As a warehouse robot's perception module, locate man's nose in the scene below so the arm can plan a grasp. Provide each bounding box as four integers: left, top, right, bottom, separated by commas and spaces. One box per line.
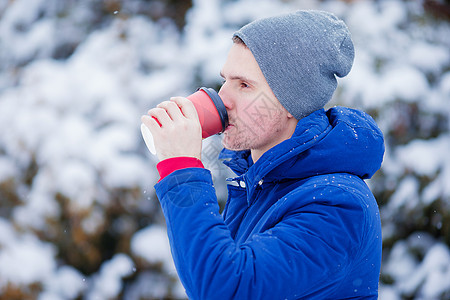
218, 85, 234, 110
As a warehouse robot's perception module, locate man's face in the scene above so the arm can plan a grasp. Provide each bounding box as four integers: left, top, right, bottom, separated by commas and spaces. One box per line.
219, 43, 296, 156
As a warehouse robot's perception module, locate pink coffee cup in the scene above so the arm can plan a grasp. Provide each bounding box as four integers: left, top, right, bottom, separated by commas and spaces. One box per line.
141, 87, 228, 155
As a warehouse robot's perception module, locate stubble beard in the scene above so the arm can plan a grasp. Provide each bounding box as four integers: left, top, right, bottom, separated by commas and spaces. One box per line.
222, 112, 284, 152
222, 123, 252, 151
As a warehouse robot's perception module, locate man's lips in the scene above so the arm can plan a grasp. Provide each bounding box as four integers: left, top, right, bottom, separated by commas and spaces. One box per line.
223, 123, 234, 133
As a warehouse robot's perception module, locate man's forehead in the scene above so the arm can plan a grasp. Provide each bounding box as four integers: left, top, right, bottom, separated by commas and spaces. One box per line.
220, 45, 262, 84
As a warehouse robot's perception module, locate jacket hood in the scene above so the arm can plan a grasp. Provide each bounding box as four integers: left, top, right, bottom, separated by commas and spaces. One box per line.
219, 107, 384, 187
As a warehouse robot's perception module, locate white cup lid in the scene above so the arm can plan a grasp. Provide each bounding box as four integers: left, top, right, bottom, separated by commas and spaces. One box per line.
141, 123, 156, 155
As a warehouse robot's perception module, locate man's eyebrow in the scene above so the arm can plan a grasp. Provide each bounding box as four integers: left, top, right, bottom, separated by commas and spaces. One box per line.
220, 71, 257, 85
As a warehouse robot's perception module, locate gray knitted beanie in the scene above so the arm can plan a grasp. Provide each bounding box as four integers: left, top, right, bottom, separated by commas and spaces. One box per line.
234, 10, 354, 120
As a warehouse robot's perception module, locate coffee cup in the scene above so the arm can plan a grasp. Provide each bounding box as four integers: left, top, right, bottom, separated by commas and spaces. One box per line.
141, 87, 228, 155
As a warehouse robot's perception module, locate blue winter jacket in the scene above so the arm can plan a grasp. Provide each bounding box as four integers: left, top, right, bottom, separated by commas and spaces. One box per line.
154, 107, 385, 299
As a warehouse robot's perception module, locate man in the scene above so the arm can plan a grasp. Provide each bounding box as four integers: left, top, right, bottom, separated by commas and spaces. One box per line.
142, 10, 384, 299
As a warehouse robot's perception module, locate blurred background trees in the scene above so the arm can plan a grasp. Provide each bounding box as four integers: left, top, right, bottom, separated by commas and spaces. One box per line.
0, 0, 449, 299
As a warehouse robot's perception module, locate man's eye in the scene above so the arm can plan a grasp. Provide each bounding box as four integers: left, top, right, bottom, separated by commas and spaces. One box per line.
240, 82, 249, 88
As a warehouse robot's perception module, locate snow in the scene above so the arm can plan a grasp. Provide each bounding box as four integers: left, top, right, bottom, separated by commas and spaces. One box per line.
0, 156, 17, 181
380, 65, 429, 103
394, 135, 450, 205
383, 235, 450, 299
0, 0, 449, 298
386, 176, 419, 211
441, 72, 450, 95
0, 0, 53, 64
396, 136, 448, 177
383, 240, 419, 286
87, 253, 135, 299
41, 266, 86, 299
0, 219, 56, 286
416, 243, 450, 298
131, 225, 175, 273
379, 285, 400, 300
408, 42, 450, 74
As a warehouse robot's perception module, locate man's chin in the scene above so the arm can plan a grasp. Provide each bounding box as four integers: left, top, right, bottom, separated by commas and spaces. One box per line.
221, 136, 236, 150
221, 137, 248, 152
221, 139, 234, 150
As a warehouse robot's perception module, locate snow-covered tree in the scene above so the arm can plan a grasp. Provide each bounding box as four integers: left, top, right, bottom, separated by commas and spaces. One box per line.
0, 0, 449, 298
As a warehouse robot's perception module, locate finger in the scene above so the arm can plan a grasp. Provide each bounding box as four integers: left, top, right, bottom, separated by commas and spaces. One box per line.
171, 97, 199, 121
156, 101, 185, 122
141, 115, 160, 130
147, 107, 171, 126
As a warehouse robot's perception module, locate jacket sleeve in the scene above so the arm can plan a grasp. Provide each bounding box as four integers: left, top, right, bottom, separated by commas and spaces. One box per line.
154, 168, 370, 299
